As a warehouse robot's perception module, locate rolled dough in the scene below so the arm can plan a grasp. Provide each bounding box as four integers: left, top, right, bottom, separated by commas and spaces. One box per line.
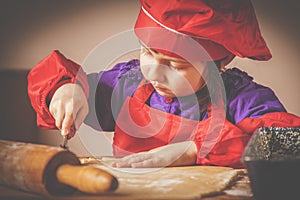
79, 157, 241, 199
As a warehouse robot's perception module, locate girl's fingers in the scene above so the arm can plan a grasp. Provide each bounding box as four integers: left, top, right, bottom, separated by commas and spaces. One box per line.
61, 106, 74, 137
49, 83, 88, 139
61, 102, 87, 139
125, 153, 152, 163
131, 159, 157, 168
67, 125, 76, 139
74, 104, 89, 131
50, 101, 64, 130
54, 110, 64, 130
112, 153, 154, 168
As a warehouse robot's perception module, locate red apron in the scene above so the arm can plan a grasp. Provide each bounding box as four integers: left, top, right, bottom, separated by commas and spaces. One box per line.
113, 80, 218, 156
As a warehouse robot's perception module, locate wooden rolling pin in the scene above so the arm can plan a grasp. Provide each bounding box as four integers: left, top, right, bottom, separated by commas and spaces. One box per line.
0, 139, 118, 196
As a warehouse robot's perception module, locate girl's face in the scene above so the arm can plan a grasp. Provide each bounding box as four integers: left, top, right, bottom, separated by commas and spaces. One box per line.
140, 45, 206, 98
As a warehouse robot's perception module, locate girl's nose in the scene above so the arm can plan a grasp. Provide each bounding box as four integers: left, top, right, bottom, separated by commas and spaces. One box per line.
146, 59, 168, 82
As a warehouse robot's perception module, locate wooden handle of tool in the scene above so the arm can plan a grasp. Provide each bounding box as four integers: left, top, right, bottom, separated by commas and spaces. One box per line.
56, 164, 118, 194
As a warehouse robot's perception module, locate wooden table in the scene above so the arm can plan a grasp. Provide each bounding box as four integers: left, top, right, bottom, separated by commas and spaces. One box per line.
0, 164, 253, 200
0, 184, 253, 200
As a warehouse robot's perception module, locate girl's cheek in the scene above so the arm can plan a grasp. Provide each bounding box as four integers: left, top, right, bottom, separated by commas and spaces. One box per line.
140, 65, 153, 81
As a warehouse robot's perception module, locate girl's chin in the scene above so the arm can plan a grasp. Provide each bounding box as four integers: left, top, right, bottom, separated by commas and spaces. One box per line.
156, 90, 176, 98
154, 86, 194, 98
156, 88, 195, 98
155, 89, 176, 98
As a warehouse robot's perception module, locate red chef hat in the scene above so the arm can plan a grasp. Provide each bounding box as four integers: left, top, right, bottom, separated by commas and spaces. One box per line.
134, 0, 272, 63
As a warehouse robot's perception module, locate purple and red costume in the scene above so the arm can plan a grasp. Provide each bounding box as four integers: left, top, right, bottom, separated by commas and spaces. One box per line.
27, 0, 300, 168
27, 51, 300, 168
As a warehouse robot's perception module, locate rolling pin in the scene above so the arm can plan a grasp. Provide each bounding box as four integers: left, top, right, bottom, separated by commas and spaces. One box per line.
0, 139, 118, 196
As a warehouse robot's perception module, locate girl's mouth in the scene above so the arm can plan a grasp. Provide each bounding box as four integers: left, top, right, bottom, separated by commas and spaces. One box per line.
152, 83, 168, 91
155, 86, 167, 91
150, 81, 175, 97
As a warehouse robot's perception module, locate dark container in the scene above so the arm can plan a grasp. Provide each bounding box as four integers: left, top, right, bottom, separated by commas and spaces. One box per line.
242, 127, 300, 200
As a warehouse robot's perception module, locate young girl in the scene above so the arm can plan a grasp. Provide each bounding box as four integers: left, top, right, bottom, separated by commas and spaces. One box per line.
28, 0, 300, 168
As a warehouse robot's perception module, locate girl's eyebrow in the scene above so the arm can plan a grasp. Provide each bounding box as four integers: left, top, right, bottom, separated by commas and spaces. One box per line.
139, 40, 188, 63
139, 40, 159, 54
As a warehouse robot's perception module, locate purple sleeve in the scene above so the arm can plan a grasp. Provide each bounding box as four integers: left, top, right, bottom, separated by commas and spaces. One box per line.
223, 68, 286, 124
84, 59, 142, 131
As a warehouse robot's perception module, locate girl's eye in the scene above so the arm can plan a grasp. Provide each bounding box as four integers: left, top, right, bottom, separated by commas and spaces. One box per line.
170, 62, 188, 70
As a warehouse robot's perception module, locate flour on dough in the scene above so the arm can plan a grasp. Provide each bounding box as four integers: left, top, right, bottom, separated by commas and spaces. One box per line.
81, 157, 240, 200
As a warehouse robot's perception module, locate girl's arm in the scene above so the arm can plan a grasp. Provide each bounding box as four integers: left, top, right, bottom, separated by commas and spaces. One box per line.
28, 50, 141, 135
27, 50, 89, 130
112, 112, 300, 169
112, 141, 197, 168
195, 112, 300, 168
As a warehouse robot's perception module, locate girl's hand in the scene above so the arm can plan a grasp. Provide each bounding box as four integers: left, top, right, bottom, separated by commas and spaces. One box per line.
112, 141, 197, 168
49, 83, 89, 139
